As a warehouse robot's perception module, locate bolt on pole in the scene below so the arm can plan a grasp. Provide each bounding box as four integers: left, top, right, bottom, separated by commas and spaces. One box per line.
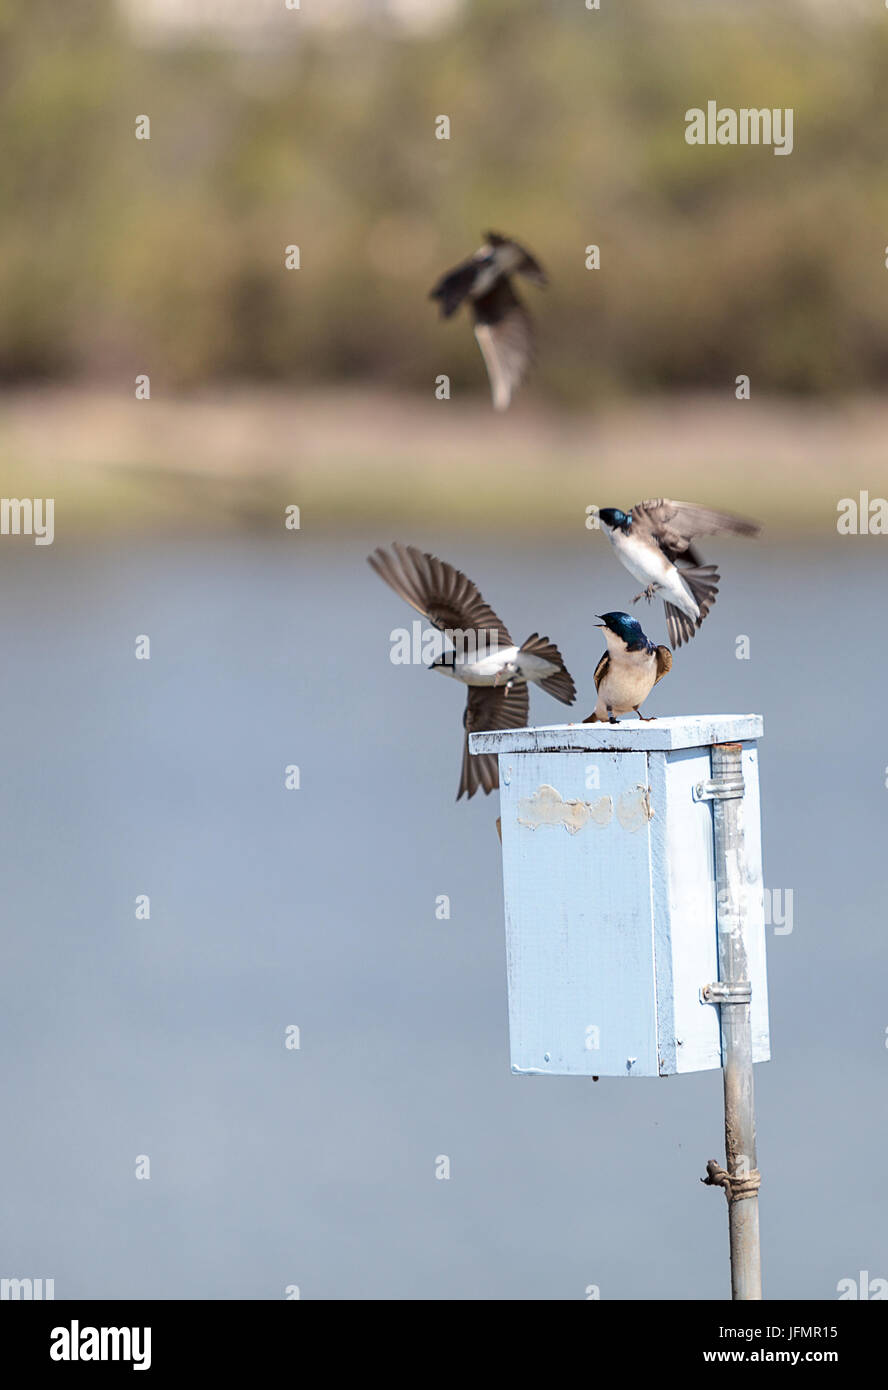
708, 741, 763, 1301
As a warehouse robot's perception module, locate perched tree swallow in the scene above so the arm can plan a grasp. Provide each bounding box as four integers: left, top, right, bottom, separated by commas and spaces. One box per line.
429, 232, 546, 411
368, 543, 575, 799
596, 498, 761, 648
583, 612, 672, 724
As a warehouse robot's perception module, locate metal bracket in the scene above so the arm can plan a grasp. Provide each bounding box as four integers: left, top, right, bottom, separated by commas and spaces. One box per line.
692, 776, 745, 802
700, 980, 752, 1005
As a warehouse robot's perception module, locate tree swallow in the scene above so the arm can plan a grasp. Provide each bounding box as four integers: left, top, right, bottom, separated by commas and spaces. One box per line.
429, 232, 546, 411
368, 543, 575, 799
583, 612, 672, 724
596, 498, 761, 648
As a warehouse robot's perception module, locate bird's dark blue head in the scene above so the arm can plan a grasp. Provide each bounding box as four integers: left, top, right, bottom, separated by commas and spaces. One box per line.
596, 612, 651, 651
598, 508, 631, 531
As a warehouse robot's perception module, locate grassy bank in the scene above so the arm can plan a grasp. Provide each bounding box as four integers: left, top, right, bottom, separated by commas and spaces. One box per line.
1, 386, 884, 537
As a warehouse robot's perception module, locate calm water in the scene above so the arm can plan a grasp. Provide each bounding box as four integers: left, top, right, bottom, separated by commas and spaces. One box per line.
1, 531, 885, 1299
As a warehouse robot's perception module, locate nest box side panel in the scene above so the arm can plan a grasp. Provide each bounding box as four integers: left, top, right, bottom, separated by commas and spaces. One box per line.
663, 746, 722, 1075
497, 749, 659, 1077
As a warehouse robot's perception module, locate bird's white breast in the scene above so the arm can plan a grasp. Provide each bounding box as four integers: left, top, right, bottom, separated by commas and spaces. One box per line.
597, 645, 659, 712
609, 529, 698, 617
608, 528, 672, 586
451, 644, 520, 685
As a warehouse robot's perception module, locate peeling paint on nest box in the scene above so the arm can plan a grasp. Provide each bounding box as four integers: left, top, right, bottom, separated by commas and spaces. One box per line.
468, 715, 770, 1078
616, 784, 654, 832
517, 783, 612, 834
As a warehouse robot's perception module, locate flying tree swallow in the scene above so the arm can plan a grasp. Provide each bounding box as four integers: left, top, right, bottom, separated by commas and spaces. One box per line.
368, 543, 575, 799
429, 232, 547, 411
583, 612, 672, 724
596, 498, 761, 648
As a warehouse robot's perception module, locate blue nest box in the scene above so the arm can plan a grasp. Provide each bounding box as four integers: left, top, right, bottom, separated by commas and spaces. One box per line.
468, 714, 770, 1078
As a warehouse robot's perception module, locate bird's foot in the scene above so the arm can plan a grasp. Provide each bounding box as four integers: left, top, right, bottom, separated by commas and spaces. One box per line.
607, 713, 619, 725
631, 586, 657, 605
634, 709, 656, 722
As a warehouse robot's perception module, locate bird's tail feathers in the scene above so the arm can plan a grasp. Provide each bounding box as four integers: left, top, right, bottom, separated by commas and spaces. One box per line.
664, 603, 695, 649
519, 633, 577, 705
666, 565, 719, 648
539, 669, 577, 705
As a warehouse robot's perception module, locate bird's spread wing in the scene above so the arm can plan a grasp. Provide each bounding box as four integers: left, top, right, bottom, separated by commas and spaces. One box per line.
459, 682, 529, 800
630, 499, 761, 564
654, 645, 673, 684
472, 279, 534, 411
429, 261, 477, 318
367, 544, 513, 647
593, 651, 610, 692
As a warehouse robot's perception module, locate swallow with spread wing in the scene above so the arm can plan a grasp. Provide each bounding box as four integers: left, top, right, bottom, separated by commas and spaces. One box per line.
583, 612, 672, 725
429, 232, 546, 411
597, 499, 761, 648
368, 544, 575, 798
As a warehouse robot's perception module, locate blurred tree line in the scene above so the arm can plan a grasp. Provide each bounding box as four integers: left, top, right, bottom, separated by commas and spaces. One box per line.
2, 0, 888, 403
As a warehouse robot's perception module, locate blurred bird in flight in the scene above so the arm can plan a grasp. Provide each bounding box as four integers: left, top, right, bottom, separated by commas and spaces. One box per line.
429, 232, 546, 411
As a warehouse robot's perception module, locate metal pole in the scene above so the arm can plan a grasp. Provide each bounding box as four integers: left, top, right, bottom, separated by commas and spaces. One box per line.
704, 741, 762, 1300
